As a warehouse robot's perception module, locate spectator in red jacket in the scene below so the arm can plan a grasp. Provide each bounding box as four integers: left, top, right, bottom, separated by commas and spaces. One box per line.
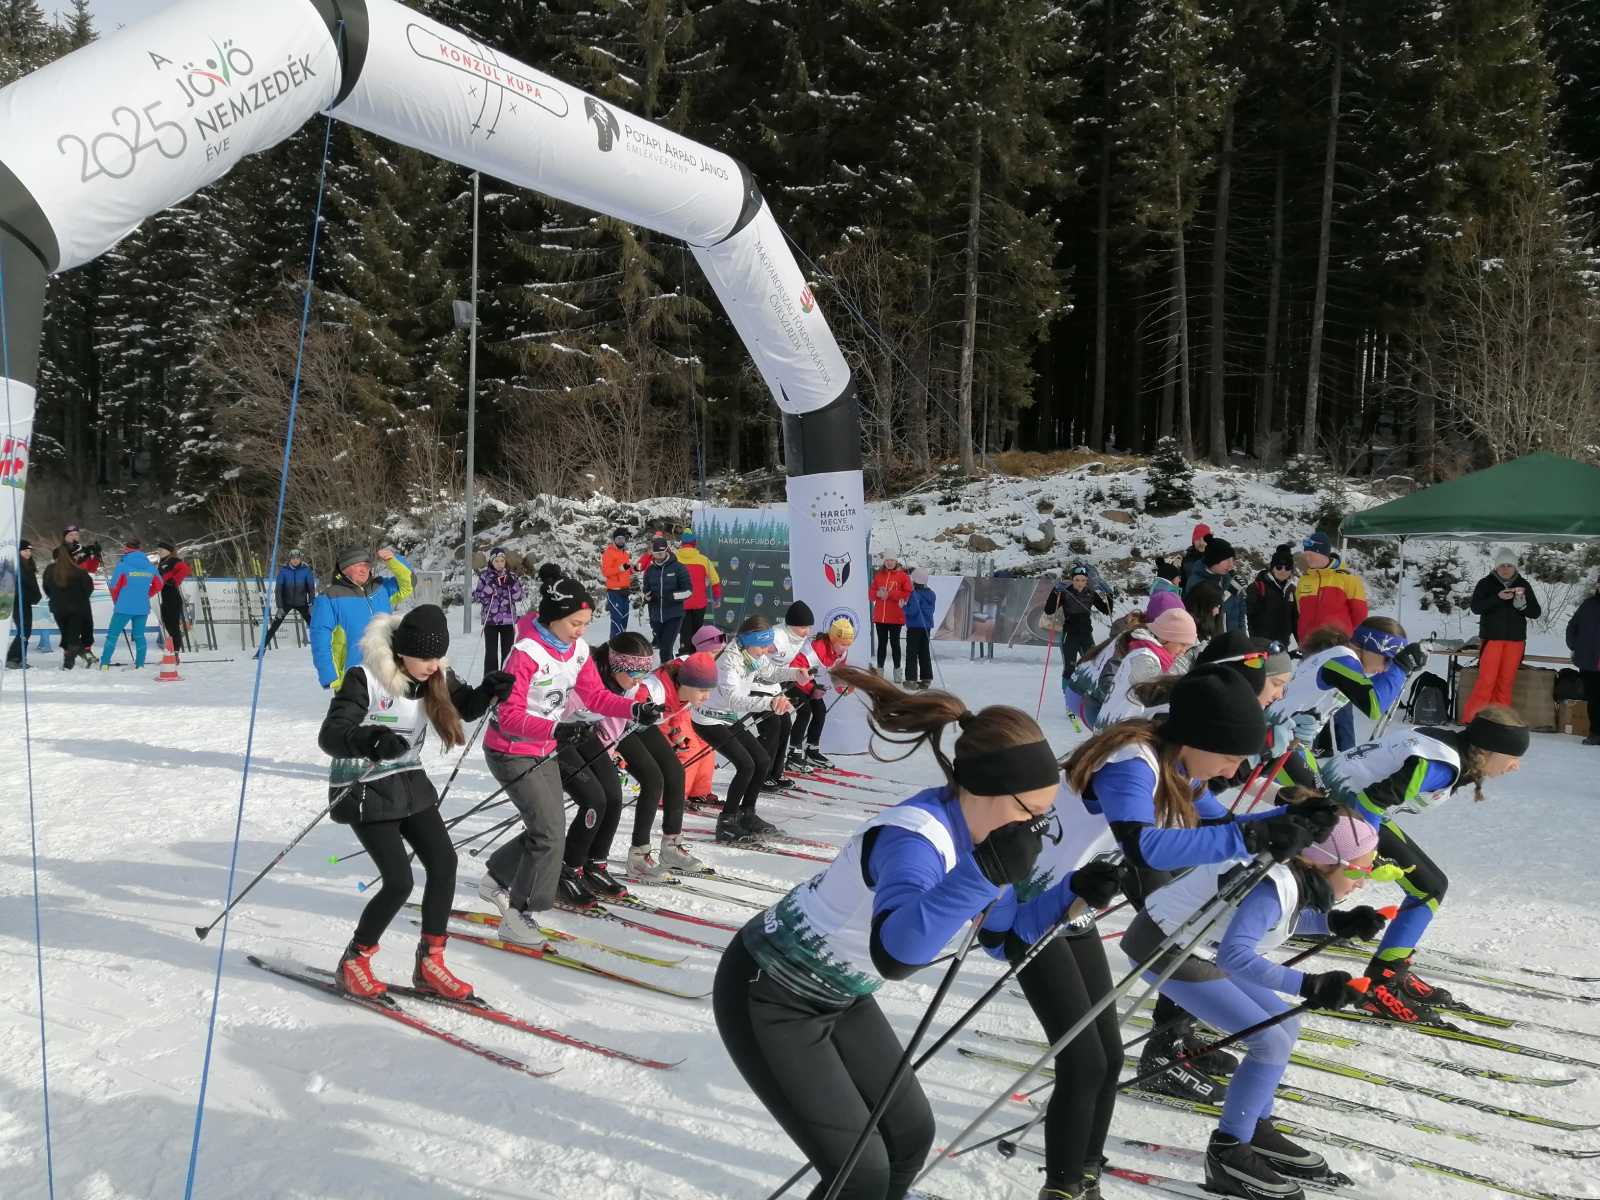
155, 539, 192, 659
673, 530, 723, 654
1295, 532, 1368, 645
869, 553, 912, 681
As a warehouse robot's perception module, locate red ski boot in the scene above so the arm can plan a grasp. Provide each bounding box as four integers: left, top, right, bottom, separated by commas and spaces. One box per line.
413, 934, 474, 1000
337, 939, 388, 998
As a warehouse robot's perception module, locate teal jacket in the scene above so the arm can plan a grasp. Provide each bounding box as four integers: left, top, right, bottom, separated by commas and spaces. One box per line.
309, 556, 414, 688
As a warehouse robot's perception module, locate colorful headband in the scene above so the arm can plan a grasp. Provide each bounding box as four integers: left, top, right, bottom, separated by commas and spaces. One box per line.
1352, 626, 1406, 659
610, 650, 655, 674
738, 627, 777, 649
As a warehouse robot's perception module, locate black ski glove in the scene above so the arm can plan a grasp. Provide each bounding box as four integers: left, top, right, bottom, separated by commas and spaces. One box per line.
1299, 969, 1357, 1010
631, 700, 664, 725
1068, 859, 1123, 909
478, 670, 515, 703
1240, 811, 1320, 863
351, 725, 410, 763
1294, 799, 1342, 839
973, 815, 1048, 888
1394, 642, 1428, 674
1327, 905, 1388, 941
554, 722, 586, 745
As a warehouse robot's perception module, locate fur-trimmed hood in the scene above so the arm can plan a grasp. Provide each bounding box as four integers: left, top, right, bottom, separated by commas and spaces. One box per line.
360, 611, 450, 698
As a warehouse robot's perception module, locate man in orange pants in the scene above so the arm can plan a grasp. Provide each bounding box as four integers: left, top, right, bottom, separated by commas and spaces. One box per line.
1463, 547, 1541, 722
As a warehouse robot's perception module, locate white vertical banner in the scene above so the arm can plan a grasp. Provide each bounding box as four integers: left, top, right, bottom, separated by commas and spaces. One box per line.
0, 382, 35, 626
784, 469, 870, 753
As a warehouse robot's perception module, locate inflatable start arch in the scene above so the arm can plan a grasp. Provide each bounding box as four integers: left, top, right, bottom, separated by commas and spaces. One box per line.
0, 0, 870, 733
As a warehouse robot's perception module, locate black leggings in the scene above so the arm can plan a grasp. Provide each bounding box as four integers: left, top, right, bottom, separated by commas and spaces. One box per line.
905, 628, 932, 682
561, 729, 624, 868
693, 719, 771, 812
1011, 931, 1122, 1192
483, 623, 515, 677
874, 623, 901, 669
350, 805, 456, 945
791, 692, 828, 748
619, 725, 686, 846
714, 929, 935, 1200
760, 711, 793, 779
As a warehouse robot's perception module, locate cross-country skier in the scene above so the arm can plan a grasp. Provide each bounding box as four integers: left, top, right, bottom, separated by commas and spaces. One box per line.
591, 632, 710, 879
713, 667, 1063, 1200
478, 576, 661, 942
1095, 608, 1198, 727
1318, 705, 1529, 1023
694, 615, 794, 843
789, 616, 857, 768
982, 670, 1340, 1199
1265, 617, 1426, 768
318, 604, 513, 998
1130, 811, 1388, 1199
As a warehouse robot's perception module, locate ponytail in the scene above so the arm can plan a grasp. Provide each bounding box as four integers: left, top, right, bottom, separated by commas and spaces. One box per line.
420, 671, 466, 750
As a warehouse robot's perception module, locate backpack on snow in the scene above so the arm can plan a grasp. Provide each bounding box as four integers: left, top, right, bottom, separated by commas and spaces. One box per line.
1404, 670, 1450, 726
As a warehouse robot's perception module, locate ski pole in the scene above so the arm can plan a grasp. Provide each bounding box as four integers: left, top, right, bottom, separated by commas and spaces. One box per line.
193, 766, 382, 939
1230, 741, 1293, 814
437, 712, 490, 808
918, 853, 1275, 1184
1240, 743, 1297, 815
1118, 980, 1372, 1095
766, 903, 997, 1200
1034, 636, 1053, 721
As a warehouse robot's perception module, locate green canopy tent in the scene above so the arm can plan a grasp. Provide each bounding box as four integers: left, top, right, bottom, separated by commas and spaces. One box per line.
1342, 452, 1600, 542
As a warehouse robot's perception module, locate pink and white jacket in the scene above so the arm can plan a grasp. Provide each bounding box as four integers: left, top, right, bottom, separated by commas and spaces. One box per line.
485, 614, 635, 758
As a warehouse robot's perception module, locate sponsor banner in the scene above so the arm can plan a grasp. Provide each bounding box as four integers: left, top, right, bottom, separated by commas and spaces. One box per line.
784, 470, 870, 752
0, 380, 34, 625
332, 0, 744, 248
689, 503, 790, 633
692, 202, 850, 416
0, 0, 339, 271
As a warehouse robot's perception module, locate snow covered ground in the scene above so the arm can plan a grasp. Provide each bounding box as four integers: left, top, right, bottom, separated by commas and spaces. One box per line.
2, 640, 1598, 1200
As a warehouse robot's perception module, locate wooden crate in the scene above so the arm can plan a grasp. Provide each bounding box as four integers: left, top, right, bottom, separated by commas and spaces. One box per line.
1453, 665, 1557, 730
1556, 700, 1592, 738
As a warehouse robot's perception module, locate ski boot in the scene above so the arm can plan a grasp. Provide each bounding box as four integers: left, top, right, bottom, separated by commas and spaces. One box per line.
627, 844, 668, 880
1204, 1131, 1303, 1199
1362, 961, 1446, 1024
558, 863, 599, 907
804, 747, 833, 769
786, 749, 812, 773
1384, 957, 1459, 1010
413, 934, 474, 1000
584, 860, 629, 899
477, 872, 512, 917
336, 939, 388, 998
714, 810, 746, 843
1181, 1025, 1240, 1077
892, 666, 903, 684
1134, 1019, 1226, 1104
1249, 1121, 1342, 1183
497, 905, 548, 948
741, 810, 783, 837
62, 651, 75, 670
685, 792, 722, 814
763, 774, 797, 792
659, 833, 706, 874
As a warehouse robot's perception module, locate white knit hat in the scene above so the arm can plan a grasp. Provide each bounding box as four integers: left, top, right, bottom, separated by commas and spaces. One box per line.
1492, 545, 1518, 568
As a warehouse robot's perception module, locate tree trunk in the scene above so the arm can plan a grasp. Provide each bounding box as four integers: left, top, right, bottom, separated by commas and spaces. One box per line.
1257, 138, 1286, 462
956, 126, 982, 475
909, 243, 933, 469
1126, 297, 1143, 451
1174, 215, 1194, 458
1303, 0, 1344, 454
1206, 103, 1234, 463
1090, 0, 1116, 452
1159, 265, 1178, 440
873, 348, 894, 484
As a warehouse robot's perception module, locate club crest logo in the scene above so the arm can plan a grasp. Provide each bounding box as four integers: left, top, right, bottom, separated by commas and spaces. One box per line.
799, 286, 816, 314
822, 552, 851, 589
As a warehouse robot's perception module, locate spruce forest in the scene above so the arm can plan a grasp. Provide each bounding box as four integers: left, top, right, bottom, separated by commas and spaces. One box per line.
4, 0, 1598, 538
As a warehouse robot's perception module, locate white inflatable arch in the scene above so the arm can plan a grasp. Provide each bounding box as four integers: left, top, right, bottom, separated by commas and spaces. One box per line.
0, 0, 870, 710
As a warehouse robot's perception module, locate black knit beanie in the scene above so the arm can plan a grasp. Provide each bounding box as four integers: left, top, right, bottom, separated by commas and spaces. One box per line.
336, 544, 371, 573
537, 561, 562, 587
393, 604, 450, 660
1270, 543, 1295, 571
539, 576, 594, 624
1196, 631, 1267, 696
1202, 537, 1236, 567
786, 600, 814, 627
1160, 667, 1267, 756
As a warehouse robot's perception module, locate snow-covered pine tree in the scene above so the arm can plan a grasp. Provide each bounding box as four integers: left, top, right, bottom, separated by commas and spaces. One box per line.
1144, 434, 1195, 514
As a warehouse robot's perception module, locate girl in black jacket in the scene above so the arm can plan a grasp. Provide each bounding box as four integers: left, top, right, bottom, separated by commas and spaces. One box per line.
41, 546, 95, 668
318, 603, 513, 998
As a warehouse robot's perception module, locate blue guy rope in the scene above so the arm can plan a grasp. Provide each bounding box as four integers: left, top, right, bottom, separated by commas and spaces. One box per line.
182, 39, 342, 1196
1, 224, 57, 1200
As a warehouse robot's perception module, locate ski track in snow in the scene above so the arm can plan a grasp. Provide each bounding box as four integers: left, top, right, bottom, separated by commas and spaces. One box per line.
2, 646, 1598, 1199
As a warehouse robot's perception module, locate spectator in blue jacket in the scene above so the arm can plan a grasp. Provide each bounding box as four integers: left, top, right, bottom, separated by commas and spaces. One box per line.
1187, 536, 1249, 634
641, 537, 692, 662
309, 545, 414, 689
903, 566, 937, 689
259, 548, 318, 656
100, 538, 162, 669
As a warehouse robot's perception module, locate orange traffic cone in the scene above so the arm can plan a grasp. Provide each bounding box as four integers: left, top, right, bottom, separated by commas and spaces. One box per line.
156, 635, 183, 683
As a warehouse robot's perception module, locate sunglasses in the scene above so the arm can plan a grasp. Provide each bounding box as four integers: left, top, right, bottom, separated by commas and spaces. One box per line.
1339, 861, 1414, 882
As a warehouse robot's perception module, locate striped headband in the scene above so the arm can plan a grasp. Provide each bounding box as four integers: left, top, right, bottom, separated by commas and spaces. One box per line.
611, 650, 656, 673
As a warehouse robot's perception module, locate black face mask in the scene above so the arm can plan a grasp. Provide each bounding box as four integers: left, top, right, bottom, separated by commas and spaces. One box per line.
973, 811, 1054, 888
